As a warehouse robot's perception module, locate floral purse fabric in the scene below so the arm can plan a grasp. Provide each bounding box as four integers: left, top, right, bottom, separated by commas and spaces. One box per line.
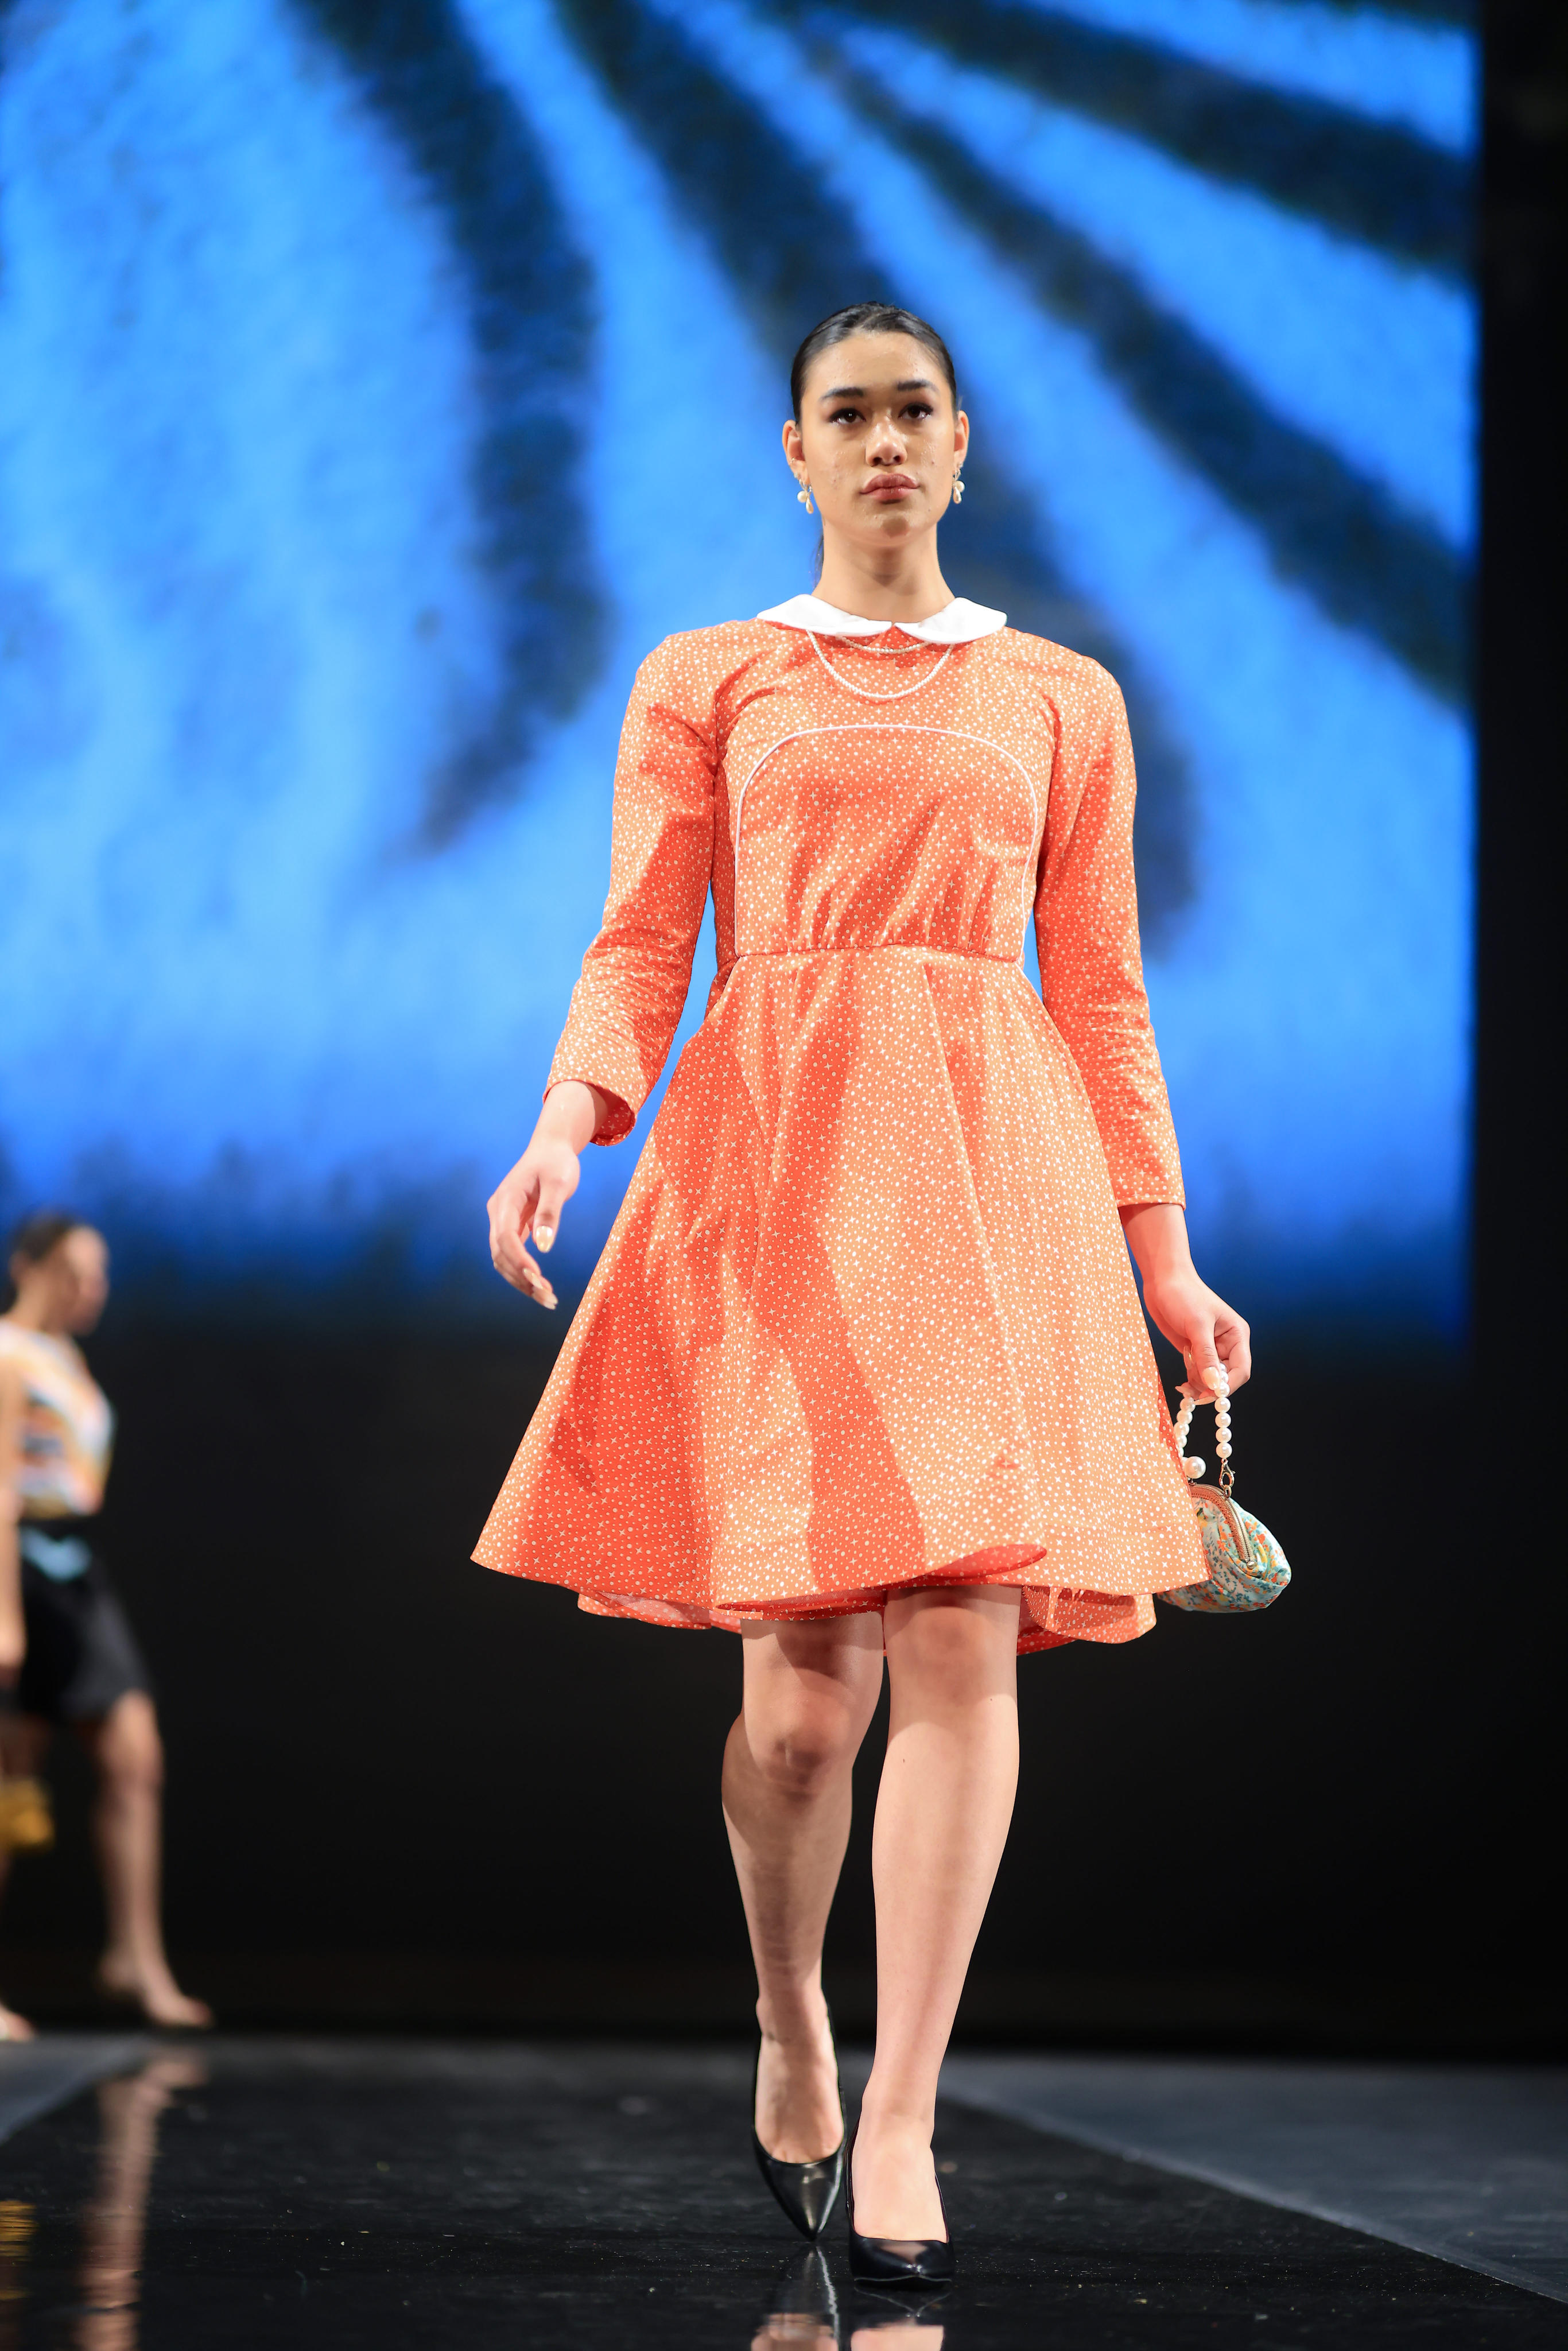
1158, 1375, 1291, 1614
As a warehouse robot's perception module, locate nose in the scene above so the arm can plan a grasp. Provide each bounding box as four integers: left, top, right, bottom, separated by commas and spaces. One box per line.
867, 413, 906, 463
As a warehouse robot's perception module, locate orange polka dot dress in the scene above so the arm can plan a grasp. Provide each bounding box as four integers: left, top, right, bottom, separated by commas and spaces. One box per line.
474, 596, 1208, 1654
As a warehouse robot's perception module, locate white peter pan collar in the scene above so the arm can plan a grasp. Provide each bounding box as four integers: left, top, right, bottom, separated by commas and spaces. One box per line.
756, 593, 1006, 643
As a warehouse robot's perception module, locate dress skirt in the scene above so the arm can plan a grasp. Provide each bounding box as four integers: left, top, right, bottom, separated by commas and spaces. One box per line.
475, 948, 1205, 1655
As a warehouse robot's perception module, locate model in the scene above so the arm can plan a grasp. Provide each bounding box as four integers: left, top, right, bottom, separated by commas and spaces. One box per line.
0, 1212, 212, 2035
477, 302, 1250, 2286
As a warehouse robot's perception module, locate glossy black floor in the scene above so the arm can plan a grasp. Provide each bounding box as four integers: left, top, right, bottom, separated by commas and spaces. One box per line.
0, 2040, 1558, 2348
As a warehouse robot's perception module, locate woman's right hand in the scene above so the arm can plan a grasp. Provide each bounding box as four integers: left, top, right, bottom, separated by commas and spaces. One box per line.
486, 1082, 605, 1308
487, 1137, 580, 1308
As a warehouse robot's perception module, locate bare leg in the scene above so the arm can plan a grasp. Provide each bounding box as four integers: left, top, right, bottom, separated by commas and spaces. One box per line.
723, 1614, 885, 2160
0, 1713, 51, 2039
852, 1584, 1021, 2239
81, 1693, 211, 2029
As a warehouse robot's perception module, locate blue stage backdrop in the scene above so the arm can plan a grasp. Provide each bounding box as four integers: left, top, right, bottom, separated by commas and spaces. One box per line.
0, 0, 1474, 1337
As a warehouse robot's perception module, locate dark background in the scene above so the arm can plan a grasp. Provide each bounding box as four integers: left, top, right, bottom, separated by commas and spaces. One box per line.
3, 0, 1563, 2052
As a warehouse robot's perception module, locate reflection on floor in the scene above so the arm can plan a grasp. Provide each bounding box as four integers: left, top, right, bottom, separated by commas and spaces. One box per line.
0, 2038, 1561, 2348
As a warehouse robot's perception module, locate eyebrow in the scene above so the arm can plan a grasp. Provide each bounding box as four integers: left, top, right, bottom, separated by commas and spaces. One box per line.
817, 378, 938, 400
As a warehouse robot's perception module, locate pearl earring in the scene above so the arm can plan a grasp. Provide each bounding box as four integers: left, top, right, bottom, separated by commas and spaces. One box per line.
951, 471, 965, 505
796, 480, 814, 515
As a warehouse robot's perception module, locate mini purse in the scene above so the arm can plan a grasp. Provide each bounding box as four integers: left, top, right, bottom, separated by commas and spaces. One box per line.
1158, 1375, 1291, 1613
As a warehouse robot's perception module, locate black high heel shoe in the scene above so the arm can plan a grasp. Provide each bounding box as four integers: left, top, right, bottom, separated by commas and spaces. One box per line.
752, 2009, 846, 2239
845, 2122, 954, 2290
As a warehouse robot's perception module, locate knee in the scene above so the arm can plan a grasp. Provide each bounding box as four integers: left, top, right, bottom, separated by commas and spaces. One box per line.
749, 1691, 864, 1799
888, 1592, 1014, 1704
98, 1701, 164, 1797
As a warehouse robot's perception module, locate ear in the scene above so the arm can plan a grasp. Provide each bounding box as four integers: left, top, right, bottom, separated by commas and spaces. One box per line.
952, 407, 970, 465
781, 416, 805, 476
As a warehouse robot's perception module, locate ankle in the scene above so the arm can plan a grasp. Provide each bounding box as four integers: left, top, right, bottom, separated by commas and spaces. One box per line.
100, 1947, 167, 1987
755, 1986, 830, 2049
856, 2093, 934, 2146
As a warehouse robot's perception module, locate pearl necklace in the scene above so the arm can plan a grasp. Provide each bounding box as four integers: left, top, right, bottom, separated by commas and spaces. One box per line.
806, 629, 953, 703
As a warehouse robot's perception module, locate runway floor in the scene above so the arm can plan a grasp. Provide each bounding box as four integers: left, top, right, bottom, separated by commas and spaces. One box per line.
0, 2036, 1562, 2346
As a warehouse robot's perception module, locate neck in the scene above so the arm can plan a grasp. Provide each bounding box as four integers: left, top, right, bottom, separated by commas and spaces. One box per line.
6, 1299, 64, 1338
813, 533, 953, 626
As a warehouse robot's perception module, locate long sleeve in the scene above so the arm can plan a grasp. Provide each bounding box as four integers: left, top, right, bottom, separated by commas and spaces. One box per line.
1033, 664, 1184, 1206
548, 638, 716, 1143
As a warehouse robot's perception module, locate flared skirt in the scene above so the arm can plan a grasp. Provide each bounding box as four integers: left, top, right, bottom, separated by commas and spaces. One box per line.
474, 948, 1206, 1654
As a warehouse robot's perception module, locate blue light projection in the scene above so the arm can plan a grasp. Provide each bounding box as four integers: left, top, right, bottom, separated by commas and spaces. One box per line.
0, 0, 1474, 1334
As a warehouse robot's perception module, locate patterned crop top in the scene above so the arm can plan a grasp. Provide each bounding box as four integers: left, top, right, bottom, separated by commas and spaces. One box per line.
0, 1320, 115, 1519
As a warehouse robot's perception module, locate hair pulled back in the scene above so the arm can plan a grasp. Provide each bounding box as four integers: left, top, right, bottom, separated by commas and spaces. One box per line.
789, 302, 959, 420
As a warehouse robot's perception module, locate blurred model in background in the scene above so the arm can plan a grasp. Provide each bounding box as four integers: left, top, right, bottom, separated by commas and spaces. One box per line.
0, 1211, 211, 2036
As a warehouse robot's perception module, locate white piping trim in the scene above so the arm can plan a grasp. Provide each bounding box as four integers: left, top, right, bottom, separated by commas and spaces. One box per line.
730, 723, 1042, 959
806, 629, 953, 701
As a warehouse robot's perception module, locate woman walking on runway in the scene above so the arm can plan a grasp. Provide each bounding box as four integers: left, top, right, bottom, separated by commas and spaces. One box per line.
0, 1212, 212, 2036
478, 304, 1249, 2284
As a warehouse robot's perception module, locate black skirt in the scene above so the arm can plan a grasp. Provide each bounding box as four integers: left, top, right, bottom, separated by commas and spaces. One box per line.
14, 1521, 153, 1724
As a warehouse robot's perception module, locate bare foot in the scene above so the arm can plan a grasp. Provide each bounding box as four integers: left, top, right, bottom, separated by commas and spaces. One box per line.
0, 1999, 36, 2041
754, 1993, 843, 2163
95, 1956, 213, 2030
850, 2112, 946, 2241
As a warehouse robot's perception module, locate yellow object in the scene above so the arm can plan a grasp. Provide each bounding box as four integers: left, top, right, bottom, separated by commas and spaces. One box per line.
0, 1776, 54, 1853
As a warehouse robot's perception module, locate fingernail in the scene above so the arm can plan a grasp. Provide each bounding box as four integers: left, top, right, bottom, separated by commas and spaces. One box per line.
535, 1226, 553, 1253
1203, 1366, 1223, 1388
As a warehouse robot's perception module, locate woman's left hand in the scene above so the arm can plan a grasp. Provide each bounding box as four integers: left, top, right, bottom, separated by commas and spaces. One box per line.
1140, 1267, 1252, 1399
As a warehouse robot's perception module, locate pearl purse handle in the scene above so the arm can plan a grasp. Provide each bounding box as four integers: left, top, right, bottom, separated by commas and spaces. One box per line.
1171, 1368, 1234, 1493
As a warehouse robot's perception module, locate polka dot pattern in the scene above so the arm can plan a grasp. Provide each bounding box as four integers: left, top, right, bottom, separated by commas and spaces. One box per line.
474, 620, 1207, 1652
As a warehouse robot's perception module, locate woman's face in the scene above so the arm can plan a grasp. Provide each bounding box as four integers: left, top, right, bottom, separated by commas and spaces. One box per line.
59, 1229, 109, 1332
783, 331, 968, 560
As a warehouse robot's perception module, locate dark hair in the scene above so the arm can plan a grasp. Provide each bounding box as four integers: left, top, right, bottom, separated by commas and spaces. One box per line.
9, 1209, 87, 1267
789, 302, 959, 420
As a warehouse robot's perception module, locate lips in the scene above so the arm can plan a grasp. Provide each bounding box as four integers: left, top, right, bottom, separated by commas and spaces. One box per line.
861, 473, 917, 498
